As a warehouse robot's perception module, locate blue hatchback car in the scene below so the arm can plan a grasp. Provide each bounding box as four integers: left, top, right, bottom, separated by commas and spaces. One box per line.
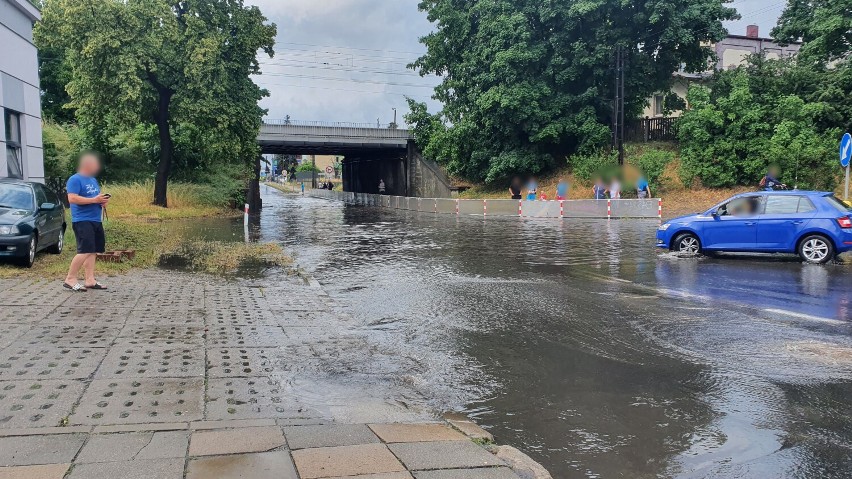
656, 191, 852, 264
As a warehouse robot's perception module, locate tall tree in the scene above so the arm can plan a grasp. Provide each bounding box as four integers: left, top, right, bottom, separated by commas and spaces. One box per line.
772, 0, 852, 61
36, 0, 277, 206
410, 0, 738, 182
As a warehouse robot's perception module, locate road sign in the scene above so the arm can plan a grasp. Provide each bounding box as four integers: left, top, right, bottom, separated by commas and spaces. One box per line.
843, 133, 852, 200
325, 166, 334, 174
841, 133, 852, 167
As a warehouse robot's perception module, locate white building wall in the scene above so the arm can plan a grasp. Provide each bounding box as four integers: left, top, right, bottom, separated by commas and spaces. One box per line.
0, 0, 43, 183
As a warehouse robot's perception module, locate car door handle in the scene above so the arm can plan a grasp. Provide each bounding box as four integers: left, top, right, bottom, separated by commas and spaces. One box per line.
790, 220, 804, 225
745, 222, 756, 226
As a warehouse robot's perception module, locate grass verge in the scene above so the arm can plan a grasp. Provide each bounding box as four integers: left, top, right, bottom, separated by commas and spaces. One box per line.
0, 182, 290, 279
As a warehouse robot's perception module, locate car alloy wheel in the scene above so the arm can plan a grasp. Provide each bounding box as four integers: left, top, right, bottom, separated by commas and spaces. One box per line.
23, 237, 36, 268
801, 237, 831, 264
56, 231, 63, 252
676, 234, 700, 255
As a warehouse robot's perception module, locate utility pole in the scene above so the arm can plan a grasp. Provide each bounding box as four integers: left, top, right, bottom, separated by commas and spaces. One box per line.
311, 155, 317, 189
612, 45, 626, 165
391, 108, 398, 129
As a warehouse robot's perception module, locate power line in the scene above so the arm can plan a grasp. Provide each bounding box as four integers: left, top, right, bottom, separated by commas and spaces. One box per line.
255, 72, 438, 89
258, 59, 424, 78
272, 40, 425, 57
255, 81, 434, 99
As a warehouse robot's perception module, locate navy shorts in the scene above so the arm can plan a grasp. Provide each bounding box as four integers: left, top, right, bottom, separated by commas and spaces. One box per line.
72, 221, 106, 254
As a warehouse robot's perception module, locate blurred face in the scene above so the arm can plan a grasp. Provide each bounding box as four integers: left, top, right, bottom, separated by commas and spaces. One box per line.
78, 154, 101, 176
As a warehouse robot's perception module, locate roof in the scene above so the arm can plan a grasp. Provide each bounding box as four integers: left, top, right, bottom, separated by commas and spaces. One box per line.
0, 178, 36, 187
723, 34, 801, 45
7, 0, 41, 22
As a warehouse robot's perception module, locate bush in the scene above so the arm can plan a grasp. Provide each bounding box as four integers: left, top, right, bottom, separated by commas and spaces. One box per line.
634, 148, 675, 187
296, 163, 320, 173
568, 149, 618, 181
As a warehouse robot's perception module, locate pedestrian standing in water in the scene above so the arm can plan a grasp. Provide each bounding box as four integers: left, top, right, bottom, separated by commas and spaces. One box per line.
509, 177, 523, 200
300, 182, 305, 195
555, 179, 569, 201
526, 177, 538, 201
608, 177, 621, 199
379, 179, 386, 194
592, 178, 607, 199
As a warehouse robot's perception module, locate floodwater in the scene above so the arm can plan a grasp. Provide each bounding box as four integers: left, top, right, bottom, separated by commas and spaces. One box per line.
256, 185, 852, 478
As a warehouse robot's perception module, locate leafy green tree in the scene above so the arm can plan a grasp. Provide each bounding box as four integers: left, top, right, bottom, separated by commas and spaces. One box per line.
409, 0, 737, 183
678, 58, 839, 190
773, 0, 852, 61
35, 0, 276, 207
296, 162, 320, 173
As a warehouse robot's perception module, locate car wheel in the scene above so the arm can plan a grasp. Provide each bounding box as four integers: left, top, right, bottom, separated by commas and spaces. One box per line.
673, 233, 701, 255
47, 226, 65, 254
17, 235, 37, 268
798, 235, 834, 264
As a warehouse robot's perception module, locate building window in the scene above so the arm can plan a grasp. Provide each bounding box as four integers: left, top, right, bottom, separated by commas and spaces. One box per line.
4, 110, 23, 179
654, 95, 664, 116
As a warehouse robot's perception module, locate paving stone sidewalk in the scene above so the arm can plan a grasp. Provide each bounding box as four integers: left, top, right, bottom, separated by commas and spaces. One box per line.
0, 271, 538, 478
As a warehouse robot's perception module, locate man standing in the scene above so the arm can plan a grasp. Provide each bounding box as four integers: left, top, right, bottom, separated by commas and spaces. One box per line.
63, 152, 110, 292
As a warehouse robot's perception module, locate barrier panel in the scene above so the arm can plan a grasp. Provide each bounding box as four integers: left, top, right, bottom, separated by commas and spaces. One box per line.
305, 190, 661, 219
458, 199, 484, 216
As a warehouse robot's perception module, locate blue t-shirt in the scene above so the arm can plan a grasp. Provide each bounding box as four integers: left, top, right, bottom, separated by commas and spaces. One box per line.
66, 174, 102, 222
556, 182, 568, 197
637, 178, 649, 191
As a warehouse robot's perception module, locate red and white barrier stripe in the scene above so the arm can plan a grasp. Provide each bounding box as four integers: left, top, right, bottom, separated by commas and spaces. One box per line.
559, 200, 564, 218
518, 200, 523, 217
483, 199, 487, 217
607, 199, 612, 220
658, 199, 663, 219
456, 199, 460, 215
434, 199, 438, 213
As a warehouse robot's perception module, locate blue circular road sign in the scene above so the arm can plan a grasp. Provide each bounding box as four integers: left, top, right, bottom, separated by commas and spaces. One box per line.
841, 133, 852, 168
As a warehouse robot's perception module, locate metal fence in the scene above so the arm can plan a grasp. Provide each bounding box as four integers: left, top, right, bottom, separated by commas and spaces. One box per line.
309, 190, 662, 219
625, 117, 678, 142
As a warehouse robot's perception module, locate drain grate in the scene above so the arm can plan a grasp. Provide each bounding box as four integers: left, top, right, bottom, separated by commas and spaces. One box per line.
206, 377, 309, 421
0, 379, 85, 428
96, 346, 204, 378
71, 378, 204, 425
205, 325, 288, 347
0, 347, 106, 380
16, 325, 120, 348
117, 325, 204, 346
206, 348, 280, 378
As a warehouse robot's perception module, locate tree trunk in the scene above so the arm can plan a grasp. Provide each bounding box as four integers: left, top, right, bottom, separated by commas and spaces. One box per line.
246, 155, 262, 213
153, 88, 174, 207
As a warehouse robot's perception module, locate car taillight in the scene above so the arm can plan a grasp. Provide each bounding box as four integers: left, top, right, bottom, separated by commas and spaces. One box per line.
838, 217, 852, 229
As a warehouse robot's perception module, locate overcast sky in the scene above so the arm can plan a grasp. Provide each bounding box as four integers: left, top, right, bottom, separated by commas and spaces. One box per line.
246, 0, 787, 126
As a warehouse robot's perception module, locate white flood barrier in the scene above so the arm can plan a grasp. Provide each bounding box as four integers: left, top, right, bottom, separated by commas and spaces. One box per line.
309, 190, 662, 219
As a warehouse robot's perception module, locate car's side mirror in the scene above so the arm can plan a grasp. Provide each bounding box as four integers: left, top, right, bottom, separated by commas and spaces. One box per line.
39, 202, 56, 211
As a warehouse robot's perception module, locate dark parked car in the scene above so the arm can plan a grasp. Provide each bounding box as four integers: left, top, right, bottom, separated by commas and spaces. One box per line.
656, 191, 852, 264
0, 179, 66, 267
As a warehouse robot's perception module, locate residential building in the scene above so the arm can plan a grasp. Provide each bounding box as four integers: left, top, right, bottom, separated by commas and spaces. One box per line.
0, 0, 43, 182
643, 25, 802, 118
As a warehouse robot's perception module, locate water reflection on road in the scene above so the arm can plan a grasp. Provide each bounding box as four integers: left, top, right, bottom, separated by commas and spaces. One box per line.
258, 186, 852, 478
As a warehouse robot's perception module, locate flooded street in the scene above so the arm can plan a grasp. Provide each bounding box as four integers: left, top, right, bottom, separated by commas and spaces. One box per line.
257, 186, 852, 478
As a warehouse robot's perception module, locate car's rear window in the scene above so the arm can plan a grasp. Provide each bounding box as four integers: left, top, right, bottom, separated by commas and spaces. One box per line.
0, 184, 34, 210
825, 195, 852, 213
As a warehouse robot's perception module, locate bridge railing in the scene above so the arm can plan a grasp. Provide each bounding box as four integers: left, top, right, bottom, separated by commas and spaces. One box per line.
308, 190, 663, 219
265, 119, 400, 129
260, 121, 412, 140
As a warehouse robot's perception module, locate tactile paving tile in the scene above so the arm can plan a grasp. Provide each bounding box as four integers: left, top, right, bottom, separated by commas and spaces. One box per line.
0, 347, 106, 380
125, 308, 204, 326
116, 325, 204, 346
206, 348, 281, 378
44, 307, 130, 326
0, 324, 31, 351
0, 379, 85, 428
204, 308, 277, 327
206, 377, 312, 420
96, 345, 204, 378
61, 290, 141, 309
205, 325, 288, 347
0, 306, 51, 324
0, 281, 70, 307
134, 294, 204, 311
205, 288, 267, 312
71, 378, 204, 425
16, 325, 121, 348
